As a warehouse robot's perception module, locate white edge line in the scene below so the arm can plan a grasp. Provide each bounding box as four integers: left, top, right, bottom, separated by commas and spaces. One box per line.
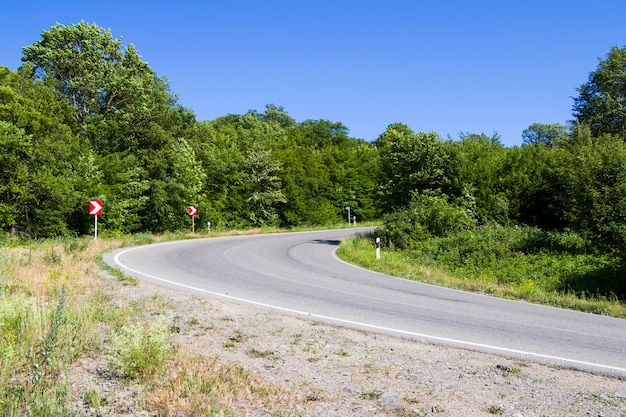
112, 246, 626, 376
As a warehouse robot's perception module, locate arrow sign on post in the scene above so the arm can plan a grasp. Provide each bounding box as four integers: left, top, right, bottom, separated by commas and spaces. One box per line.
89, 200, 103, 239
188, 205, 198, 233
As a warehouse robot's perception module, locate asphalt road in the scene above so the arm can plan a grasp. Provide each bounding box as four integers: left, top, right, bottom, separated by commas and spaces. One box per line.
103, 228, 626, 378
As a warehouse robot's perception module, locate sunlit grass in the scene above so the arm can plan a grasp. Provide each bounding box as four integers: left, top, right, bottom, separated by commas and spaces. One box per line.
0, 231, 299, 416
337, 234, 625, 318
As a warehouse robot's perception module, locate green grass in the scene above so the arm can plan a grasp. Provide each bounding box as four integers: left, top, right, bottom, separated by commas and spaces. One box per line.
108, 315, 172, 379
0, 230, 302, 416
338, 225, 626, 318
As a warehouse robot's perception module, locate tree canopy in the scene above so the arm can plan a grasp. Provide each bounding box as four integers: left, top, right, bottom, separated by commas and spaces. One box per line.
522, 123, 569, 147
572, 45, 626, 138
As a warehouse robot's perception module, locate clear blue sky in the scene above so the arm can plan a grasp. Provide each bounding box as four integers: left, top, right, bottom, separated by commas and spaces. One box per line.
2, 1, 625, 146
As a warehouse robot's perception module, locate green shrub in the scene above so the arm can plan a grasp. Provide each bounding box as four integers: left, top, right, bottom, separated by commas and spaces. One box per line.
0, 294, 41, 362
379, 193, 475, 250
409, 224, 624, 299
108, 316, 172, 380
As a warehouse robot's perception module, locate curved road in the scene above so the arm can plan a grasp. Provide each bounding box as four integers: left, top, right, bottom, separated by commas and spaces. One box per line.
104, 228, 626, 378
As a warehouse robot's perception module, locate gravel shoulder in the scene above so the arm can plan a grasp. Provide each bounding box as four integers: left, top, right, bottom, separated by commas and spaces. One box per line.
73, 268, 626, 416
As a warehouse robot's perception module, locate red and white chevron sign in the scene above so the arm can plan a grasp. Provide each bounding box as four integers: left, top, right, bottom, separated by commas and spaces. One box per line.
89, 200, 103, 216
188, 205, 198, 216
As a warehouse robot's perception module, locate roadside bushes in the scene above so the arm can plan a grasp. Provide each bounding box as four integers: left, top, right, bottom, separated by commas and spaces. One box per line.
389, 222, 625, 301
378, 193, 475, 250
376, 190, 625, 302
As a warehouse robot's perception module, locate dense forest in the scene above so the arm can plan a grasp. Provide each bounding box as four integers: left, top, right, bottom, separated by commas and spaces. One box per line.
1, 22, 382, 237
2, 23, 626, 287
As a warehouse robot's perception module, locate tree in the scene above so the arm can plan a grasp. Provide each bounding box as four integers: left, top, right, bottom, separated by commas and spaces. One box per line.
260, 104, 296, 128
241, 144, 286, 226
376, 123, 456, 211
0, 67, 92, 237
572, 45, 626, 137
138, 138, 206, 232
20, 22, 206, 235
498, 144, 567, 230
380, 193, 476, 250
522, 123, 569, 147
562, 132, 626, 250
450, 133, 505, 223
274, 132, 334, 226
21, 21, 178, 153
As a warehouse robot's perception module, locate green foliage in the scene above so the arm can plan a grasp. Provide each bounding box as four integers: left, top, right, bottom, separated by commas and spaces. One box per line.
450, 132, 506, 223
409, 224, 625, 301
22, 21, 178, 149
497, 143, 568, 230
0, 284, 83, 415
380, 193, 476, 249
522, 123, 569, 147
92, 153, 149, 234
0, 67, 93, 238
573, 45, 626, 137
108, 316, 172, 380
0, 294, 39, 362
561, 132, 626, 251
376, 124, 456, 211
189, 113, 379, 229
242, 144, 286, 226
340, 228, 625, 315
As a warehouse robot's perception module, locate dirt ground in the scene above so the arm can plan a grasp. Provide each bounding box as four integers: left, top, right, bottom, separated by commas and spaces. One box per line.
65, 263, 626, 417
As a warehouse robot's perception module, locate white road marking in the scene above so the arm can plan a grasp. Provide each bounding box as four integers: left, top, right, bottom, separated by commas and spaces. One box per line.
112, 246, 626, 376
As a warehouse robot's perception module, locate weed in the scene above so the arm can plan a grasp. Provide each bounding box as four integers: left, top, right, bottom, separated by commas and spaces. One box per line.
108, 315, 172, 380
248, 348, 274, 358
359, 389, 383, 400
98, 260, 139, 285
63, 237, 90, 253
487, 404, 505, 414
43, 249, 62, 264
228, 330, 248, 344
28, 287, 68, 387
169, 320, 181, 333
83, 385, 107, 408
496, 364, 521, 376
306, 389, 323, 401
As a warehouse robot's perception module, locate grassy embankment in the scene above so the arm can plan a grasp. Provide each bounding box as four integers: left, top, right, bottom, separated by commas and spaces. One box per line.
0, 227, 299, 416
338, 225, 625, 318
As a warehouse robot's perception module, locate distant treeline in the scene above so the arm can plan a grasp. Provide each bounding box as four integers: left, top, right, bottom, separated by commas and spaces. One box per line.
2, 22, 626, 257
